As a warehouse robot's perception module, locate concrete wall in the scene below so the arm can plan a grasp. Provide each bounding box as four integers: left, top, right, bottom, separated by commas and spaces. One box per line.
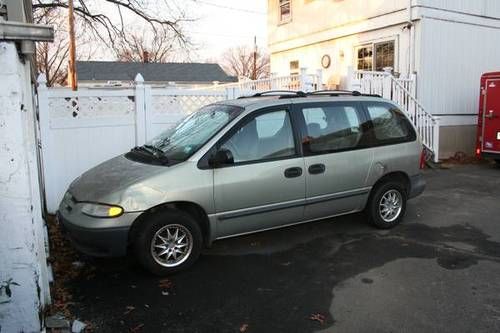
0, 42, 49, 332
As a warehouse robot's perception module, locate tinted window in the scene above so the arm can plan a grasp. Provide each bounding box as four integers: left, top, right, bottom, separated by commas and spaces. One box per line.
366, 103, 414, 143
221, 110, 295, 163
301, 104, 365, 153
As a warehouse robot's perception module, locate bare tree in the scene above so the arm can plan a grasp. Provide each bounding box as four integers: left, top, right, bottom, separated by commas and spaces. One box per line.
35, 7, 96, 86
32, 0, 193, 85
114, 28, 183, 63
220, 46, 270, 80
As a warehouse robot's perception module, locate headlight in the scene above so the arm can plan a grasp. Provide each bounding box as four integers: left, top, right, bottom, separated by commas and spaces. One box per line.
81, 203, 124, 218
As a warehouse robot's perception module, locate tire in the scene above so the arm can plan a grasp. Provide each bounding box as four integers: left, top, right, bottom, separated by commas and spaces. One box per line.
133, 209, 203, 275
495, 159, 500, 166
366, 181, 407, 229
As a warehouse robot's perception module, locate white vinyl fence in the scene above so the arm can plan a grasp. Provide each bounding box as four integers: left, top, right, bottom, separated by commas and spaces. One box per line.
38, 69, 325, 213
38, 74, 228, 213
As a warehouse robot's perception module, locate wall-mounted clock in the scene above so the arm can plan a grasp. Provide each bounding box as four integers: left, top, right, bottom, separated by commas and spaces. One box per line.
321, 54, 331, 69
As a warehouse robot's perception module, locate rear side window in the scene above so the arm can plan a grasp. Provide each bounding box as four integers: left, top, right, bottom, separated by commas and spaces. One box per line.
300, 103, 367, 154
365, 102, 416, 145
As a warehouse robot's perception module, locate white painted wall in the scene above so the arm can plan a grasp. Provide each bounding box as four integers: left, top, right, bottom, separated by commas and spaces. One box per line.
0, 42, 49, 333
418, 16, 500, 125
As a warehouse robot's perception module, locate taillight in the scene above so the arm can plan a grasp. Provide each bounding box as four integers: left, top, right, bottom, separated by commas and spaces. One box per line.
476, 147, 481, 157
419, 148, 426, 169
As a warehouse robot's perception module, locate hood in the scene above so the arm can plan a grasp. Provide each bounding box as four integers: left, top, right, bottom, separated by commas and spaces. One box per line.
69, 154, 165, 202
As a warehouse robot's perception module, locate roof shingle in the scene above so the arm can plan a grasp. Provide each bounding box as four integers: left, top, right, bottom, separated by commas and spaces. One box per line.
76, 61, 237, 83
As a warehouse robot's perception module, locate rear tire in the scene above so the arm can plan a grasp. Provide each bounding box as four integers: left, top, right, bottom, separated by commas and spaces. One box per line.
133, 209, 203, 276
367, 181, 407, 229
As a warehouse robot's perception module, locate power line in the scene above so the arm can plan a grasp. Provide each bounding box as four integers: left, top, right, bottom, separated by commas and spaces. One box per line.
191, 0, 266, 15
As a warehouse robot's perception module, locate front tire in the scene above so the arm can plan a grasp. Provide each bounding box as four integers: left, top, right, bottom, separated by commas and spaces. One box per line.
134, 209, 203, 275
367, 181, 407, 229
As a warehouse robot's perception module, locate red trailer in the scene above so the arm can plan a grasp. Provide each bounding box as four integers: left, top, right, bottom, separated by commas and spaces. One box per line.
476, 72, 500, 164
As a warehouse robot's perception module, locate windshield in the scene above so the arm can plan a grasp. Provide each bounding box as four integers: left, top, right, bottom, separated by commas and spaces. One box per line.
147, 104, 242, 162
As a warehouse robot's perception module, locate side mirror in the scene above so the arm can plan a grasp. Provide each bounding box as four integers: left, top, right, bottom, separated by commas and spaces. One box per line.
209, 148, 234, 167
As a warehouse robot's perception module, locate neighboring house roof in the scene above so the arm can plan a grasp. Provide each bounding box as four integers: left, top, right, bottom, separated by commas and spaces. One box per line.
76, 61, 237, 83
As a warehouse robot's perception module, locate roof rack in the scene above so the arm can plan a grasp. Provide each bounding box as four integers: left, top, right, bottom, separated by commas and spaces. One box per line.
307, 90, 382, 98
237, 90, 307, 99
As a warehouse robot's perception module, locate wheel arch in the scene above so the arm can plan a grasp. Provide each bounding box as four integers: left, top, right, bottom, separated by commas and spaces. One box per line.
127, 201, 212, 250
370, 171, 411, 198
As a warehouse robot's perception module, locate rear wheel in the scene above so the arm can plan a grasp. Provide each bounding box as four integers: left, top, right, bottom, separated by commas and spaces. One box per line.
133, 209, 203, 275
367, 181, 407, 229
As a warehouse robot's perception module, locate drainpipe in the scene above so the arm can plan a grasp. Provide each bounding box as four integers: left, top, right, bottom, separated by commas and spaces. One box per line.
407, 0, 415, 76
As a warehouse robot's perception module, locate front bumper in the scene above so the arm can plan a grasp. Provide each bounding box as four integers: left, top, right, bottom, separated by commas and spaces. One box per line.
409, 173, 426, 199
57, 197, 141, 257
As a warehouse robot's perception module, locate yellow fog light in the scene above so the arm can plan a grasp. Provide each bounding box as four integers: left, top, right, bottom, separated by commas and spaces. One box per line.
108, 206, 123, 217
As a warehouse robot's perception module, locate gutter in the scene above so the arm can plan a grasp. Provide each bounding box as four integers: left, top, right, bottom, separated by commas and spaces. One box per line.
0, 20, 54, 42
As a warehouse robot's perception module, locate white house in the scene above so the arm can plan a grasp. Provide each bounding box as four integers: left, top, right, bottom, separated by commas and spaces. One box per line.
268, 0, 500, 158
0, 1, 53, 331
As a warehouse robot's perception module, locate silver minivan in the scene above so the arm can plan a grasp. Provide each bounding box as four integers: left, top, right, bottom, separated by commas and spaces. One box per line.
58, 91, 426, 275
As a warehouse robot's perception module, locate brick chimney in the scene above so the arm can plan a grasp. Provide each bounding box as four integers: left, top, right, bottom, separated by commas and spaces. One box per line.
143, 51, 150, 63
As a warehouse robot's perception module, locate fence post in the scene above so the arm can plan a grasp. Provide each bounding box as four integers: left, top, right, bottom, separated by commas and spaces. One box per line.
134, 73, 147, 146
346, 66, 361, 91
144, 83, 153, 142
382, 68, 393, 99
410, 72, 417, 97
270, 73, 278, 90
316, 69, 323, 91
299, 67, 308, 91
432, 117, 440, 163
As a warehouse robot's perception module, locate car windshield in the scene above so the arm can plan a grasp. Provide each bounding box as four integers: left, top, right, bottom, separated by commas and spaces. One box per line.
147, 104, 242, 162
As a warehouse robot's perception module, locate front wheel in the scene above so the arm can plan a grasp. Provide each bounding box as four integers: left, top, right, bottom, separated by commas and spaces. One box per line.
367, 182, 407, 229
134, 209, 203, 275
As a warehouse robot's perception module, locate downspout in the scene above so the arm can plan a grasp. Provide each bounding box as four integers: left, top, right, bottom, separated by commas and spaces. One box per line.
407, 0, 415, 75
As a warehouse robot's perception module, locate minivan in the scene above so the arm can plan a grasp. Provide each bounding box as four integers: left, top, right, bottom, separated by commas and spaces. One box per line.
58, 91, 426, 275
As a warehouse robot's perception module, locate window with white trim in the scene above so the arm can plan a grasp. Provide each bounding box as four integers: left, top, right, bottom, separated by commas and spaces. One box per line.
279, 0, 291, 23
356, 40, 395, 72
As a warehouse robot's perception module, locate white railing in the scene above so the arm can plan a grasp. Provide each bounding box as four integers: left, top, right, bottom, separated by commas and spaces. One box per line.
205, 68, 324, 96
348, 68, 440, 162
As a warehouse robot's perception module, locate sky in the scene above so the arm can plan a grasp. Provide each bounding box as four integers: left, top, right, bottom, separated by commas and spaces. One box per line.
93, 0, 268, 63
184, 0, 268, 61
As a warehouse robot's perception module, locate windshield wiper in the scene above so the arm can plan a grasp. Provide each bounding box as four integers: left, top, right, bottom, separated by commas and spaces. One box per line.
132, 145, 169, 165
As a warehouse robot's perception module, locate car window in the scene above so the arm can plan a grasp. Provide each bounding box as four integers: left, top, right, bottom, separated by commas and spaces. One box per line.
366, 103, 413, 143
220, 110, 295, 163
301, 104, 364, 153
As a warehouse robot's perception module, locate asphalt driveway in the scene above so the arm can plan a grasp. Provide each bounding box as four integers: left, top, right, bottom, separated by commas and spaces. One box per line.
63, 163, 500, 332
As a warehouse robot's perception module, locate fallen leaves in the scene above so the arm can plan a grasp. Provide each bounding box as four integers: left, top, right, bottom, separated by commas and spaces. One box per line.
124, 306, 136, 315
309, 313, 326, 325
239, 323, 249, 332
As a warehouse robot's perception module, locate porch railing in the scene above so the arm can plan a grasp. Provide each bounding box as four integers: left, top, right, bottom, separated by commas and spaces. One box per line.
348, 68, 440, 162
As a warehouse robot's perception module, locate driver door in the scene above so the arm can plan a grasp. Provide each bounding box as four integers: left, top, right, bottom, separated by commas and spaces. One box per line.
213, 106, 306, 239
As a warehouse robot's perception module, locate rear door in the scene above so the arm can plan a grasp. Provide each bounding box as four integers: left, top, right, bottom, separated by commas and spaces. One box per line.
482, 79, 500, 153
295, 101, 374, 220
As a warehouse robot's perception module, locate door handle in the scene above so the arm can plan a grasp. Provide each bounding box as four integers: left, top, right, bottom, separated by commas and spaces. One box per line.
284, 167, 303, 178
308, 164, 326, 175
486, 110, 496, 119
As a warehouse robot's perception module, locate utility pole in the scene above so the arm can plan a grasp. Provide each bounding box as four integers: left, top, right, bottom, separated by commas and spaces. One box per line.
67, 0, 78, 90
252, 36, 257, 80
